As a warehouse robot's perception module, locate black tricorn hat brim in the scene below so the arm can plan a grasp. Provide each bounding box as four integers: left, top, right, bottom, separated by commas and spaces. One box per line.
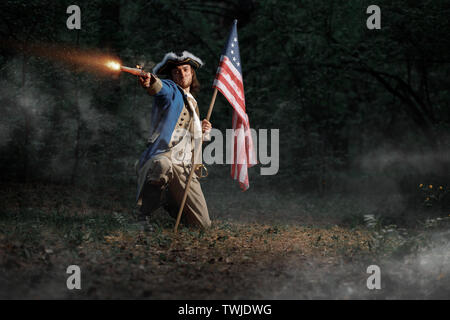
153, 51, 204, 75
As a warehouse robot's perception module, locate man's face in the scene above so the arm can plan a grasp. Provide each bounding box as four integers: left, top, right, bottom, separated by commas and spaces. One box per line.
170, 64, 193, 89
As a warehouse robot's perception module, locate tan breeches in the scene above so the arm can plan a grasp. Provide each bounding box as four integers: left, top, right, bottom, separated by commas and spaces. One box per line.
140, 154, 211, 229
167, 162, 211, 229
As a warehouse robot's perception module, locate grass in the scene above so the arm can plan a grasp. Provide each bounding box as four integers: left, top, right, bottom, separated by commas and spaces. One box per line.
0, 181, 448, 299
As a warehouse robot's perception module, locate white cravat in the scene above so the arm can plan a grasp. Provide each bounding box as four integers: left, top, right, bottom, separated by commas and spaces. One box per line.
185, 91, 211, 142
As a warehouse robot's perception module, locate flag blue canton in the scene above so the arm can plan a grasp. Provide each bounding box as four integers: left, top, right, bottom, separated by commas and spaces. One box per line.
223, 20, 242, 74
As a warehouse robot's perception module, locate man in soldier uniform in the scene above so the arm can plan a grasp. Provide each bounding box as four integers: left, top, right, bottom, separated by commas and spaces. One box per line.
135, 51, 212, 229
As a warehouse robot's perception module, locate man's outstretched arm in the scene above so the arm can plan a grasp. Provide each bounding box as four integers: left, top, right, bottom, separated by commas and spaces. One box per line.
139, 72, 162, 95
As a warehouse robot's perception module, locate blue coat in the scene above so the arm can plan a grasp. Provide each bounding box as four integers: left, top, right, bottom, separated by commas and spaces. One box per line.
138, 79, 186, 169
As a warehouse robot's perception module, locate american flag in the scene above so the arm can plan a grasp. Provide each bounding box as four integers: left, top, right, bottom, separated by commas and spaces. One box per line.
213, 19, 257, 191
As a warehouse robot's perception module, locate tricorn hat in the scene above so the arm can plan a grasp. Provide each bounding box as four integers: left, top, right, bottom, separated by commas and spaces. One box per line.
153, 51, 204, 75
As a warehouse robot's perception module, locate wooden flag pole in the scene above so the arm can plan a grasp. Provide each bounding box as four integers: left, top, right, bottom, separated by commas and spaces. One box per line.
174, 88, 218, 233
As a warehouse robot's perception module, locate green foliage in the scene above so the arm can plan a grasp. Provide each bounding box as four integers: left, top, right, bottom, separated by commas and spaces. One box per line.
364, 211, 450, 259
